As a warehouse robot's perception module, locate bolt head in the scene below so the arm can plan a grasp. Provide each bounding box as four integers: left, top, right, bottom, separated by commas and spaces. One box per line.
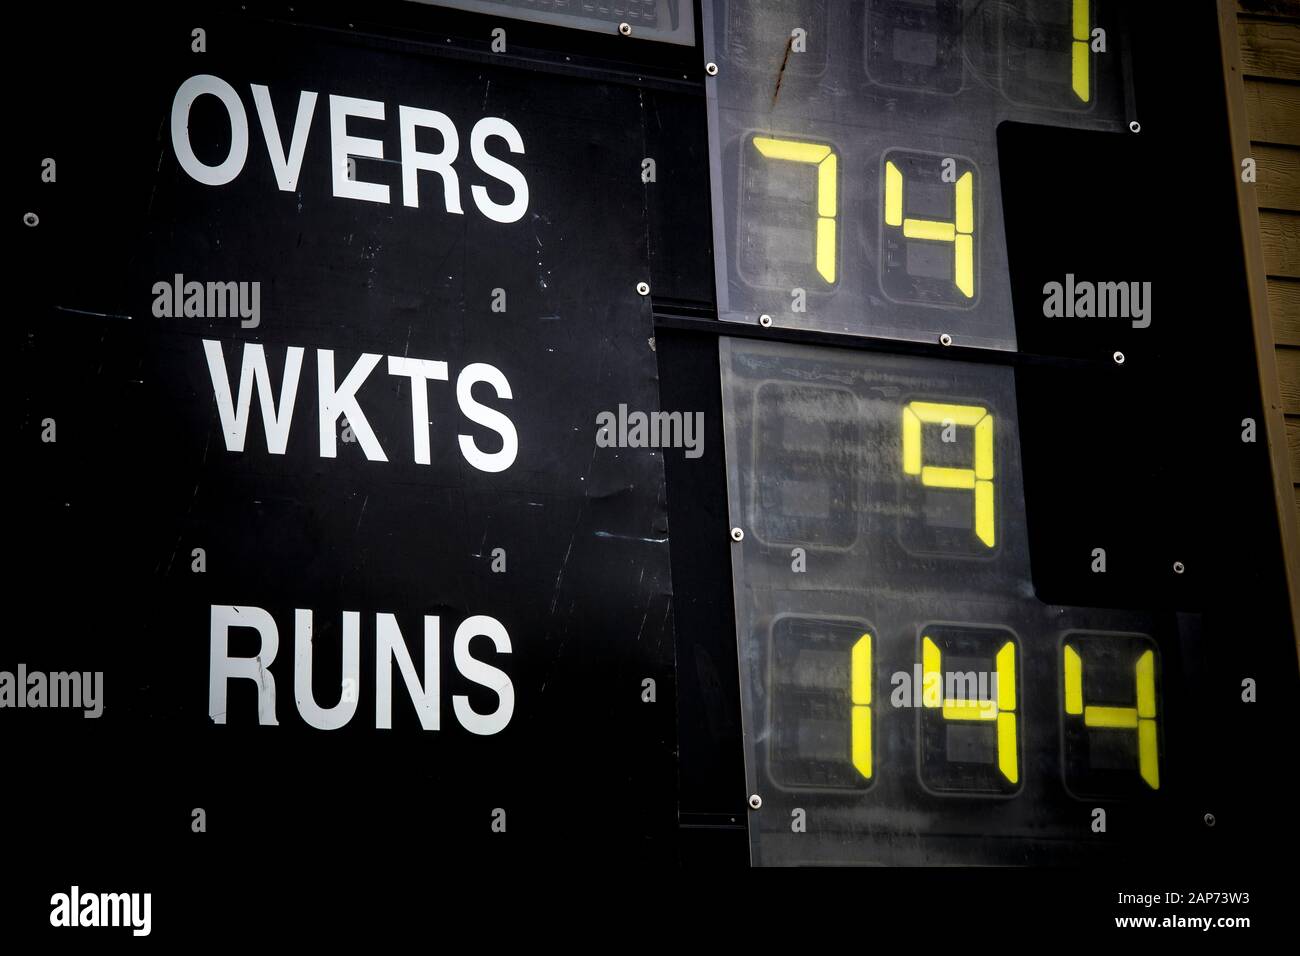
618, 22, 632, 36
1113, 351, 1126, 365
23, 212, 39, 227
1129, 120, 1142, 134
1173, 561, 1185, 574
748, 794, 763, 810
939, 333, 953, 346
636, 281, 650, 297
758, 313, 773, 328
730, 527, 745, 542
705, 62, 719, 76
1204, 812, 1216, 827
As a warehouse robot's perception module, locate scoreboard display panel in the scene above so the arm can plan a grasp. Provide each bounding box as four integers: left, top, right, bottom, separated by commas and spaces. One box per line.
705, 0, 1129, 348
6, 0, 1300, 919
720, 337, 1185, 864
704, 0, 1300, 869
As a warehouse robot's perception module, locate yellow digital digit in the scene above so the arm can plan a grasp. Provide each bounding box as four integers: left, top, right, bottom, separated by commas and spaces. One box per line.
922, 634, 1019, 784
769, 619, 873, 790
752, 136, 838, 284
1063, 643, 1159, 789
902, 401, 995, 547
883, 159, 975, 298
851, 633, 872, 780
1072, 0, 1091, 103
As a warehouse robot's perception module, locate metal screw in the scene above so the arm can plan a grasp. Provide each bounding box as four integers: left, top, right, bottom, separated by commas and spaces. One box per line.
758, 313, 773, 328
636, 281, 650, 296
618, 22, 632, 36
1113, 351, 1125, 365
1173, 561, 1185, 575
939, 333, 953, 346
1204, 812, 1216, 827
23, 212, 39, 227
1129, 120, 1142, 134
748, 794, 763, 810
730, 527, 745, 542
705, 62, 719, 76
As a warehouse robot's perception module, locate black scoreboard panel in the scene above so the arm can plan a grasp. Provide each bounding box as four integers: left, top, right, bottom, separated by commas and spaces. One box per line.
5, 0, 1299, 905
706, 0, 1300, 869
407, 0, 697, 45
705, 0, 1130, 348
10, 0, 693, 874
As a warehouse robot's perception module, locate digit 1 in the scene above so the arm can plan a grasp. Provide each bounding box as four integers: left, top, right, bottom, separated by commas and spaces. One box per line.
1072, 0, 1091, 103
851, 632, 872, 780
751, 136, 839, 284
901, 401, 995, 547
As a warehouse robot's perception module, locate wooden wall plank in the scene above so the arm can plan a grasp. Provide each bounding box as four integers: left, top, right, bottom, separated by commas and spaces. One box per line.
1271, 279, 1300, 344
1251, 143, 1300, 209
1237, 1, 1300, 21
1227, 0, 1300, 640
1262, 210, 1300, 275
1279, 346, 1300, 413
1239, 19, 1300, 77
1245, 80, 1300, 145
1288, 418, 1300, 475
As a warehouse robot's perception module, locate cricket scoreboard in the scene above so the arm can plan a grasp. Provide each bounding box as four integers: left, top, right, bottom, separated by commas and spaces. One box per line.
9, 0, 1299, 890
701, 0, 1300, 866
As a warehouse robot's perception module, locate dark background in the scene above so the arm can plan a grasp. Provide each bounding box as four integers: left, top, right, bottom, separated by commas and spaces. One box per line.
1, 0, 1296, 935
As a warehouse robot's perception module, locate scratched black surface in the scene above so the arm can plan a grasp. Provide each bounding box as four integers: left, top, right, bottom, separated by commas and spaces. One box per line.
6, 0, 1300, 915
10, 3, 679, 868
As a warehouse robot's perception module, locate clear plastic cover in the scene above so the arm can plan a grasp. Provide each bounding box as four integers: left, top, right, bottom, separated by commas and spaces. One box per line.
704, 1, 1131, 348
720, 337, 1170, 865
